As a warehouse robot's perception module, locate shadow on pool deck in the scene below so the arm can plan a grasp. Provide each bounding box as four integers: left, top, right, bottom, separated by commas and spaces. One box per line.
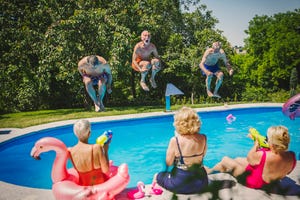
0, 164, 299, 200
0, 130, 11, 134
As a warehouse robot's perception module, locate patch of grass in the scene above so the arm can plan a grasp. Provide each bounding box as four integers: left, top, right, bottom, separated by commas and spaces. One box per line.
0, 103, 224, 128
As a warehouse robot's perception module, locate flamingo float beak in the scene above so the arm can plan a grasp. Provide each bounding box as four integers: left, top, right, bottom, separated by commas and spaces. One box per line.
30, 146, 41, 160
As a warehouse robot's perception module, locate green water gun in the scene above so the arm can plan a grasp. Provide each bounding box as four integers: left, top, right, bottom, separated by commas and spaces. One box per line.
249, 128, 269, 148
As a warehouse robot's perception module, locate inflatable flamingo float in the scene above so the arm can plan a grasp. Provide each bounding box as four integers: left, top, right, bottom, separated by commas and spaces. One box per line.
30, 137, 129, 200
127, 181, 145, 199
149, 182, 163, 195
282, 93, 300, 120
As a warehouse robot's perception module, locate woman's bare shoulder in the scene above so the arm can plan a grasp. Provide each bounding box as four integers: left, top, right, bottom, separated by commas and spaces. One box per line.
92, 144, 103, 152
198, 133, 207, 139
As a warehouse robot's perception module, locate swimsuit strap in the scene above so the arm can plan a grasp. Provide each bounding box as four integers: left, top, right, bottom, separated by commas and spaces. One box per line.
261, 148, 267, 163
91, 145, 94, 170
175, 137, 185, 164
289, 151, 297, 174
69, 150, 79, 171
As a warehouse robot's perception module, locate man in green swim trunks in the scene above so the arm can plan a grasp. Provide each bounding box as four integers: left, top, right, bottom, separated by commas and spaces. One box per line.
199, 42, 233, 98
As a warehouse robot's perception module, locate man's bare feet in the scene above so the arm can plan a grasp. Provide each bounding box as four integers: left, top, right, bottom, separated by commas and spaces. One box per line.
95, 103, 100, 112
140, 81, 150, 91
100, 103, 105, 112
150, 78, 157, 88
213, 93, 221, 98
207, 90, 214, 97
107, 87, 112, 94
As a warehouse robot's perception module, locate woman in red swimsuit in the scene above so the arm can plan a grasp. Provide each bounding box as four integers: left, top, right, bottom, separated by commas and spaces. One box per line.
208, 125, 296, 189
69, 119, 110, 186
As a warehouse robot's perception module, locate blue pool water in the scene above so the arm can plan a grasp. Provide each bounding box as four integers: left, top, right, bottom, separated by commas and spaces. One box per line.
0, 106, 299, 189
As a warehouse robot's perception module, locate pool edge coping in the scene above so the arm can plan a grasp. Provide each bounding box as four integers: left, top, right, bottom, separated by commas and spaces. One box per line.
0, 103, 283, 143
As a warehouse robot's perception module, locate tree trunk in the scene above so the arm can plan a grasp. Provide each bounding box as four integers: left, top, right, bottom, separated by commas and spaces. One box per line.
131, 69, 136, 98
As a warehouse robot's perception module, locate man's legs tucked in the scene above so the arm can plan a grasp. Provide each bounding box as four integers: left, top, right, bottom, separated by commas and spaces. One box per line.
98, 80, 107, 111
150, 68, 159, 88
140, 71, 150, 91
84, 80, 100, 111
139, 62, 151, 91
206, 74, 214, 97
213, 72, 224, 98
150, 59, 160, 88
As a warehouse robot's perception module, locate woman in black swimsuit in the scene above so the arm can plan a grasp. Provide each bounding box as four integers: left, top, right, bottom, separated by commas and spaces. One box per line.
153, 106, 208, 194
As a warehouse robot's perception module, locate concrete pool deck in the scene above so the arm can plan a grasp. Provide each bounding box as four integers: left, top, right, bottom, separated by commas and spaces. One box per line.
1, 103, 299, 200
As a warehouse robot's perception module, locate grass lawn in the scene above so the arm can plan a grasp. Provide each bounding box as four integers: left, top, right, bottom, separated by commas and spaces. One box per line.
0, 103, 225, 128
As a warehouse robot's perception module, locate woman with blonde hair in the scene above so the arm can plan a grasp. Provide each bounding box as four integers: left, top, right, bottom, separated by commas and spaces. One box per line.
153, 106, 208, 194
208, 125, 296, 189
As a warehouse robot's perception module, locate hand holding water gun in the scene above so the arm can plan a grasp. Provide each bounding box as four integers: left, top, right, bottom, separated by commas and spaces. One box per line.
248, 128, 269, 148
96, 130, 113, 146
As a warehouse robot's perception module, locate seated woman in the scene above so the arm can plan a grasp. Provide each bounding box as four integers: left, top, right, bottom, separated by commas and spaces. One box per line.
208, 125, 296, 189
69, 119, 110, 186
153, 106, 208, 194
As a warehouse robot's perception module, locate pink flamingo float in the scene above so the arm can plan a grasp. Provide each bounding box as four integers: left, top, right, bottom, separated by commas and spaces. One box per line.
282, 93, 300, 120
127, 181, 145, 199
127, 181, 163, 199
150, 182, 163, 195
30, 137, 130, 200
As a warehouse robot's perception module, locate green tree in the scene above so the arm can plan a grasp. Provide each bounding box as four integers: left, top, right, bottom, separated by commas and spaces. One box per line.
290, 67, 298, 97
1, 0, 47, 112
0, 0, 234, 113
233, 9, 300, 101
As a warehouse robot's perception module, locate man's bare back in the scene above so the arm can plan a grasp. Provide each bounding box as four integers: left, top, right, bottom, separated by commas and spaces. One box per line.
78, 55, 110, 77
78, 55, 112, 112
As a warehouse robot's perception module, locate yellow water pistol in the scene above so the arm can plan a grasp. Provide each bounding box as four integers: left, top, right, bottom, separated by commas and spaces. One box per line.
249, 128, 269, 148
96, 130, 113, 146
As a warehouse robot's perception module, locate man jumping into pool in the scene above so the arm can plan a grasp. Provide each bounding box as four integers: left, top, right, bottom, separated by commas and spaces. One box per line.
78, 55, 112, 112
132, 30, 161, 91
199, 41, 233, 98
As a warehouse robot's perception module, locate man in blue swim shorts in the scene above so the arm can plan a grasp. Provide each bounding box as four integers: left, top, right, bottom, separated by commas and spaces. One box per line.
199, 42, 233, 98
78, 55, 112, 112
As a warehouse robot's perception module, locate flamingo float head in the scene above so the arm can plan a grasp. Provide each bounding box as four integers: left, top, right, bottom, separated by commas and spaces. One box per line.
30, 137, 67, 160
30, 137, 69, 183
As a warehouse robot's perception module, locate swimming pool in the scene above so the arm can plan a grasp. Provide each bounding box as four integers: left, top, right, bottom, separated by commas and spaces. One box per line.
0, 106, 299, 189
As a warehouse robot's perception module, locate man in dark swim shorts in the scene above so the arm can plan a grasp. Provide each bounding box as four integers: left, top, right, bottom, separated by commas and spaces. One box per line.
78, 55, 112, 112
199, 42, 233, 98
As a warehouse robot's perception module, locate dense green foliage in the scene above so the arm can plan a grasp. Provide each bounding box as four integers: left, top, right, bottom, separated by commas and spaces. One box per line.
1, 0, 299, 113
239, 10, 300, 101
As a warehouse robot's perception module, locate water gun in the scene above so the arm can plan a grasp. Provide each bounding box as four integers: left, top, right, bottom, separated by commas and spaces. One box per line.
96, 130, 113, 146
249, 128, 269, 148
